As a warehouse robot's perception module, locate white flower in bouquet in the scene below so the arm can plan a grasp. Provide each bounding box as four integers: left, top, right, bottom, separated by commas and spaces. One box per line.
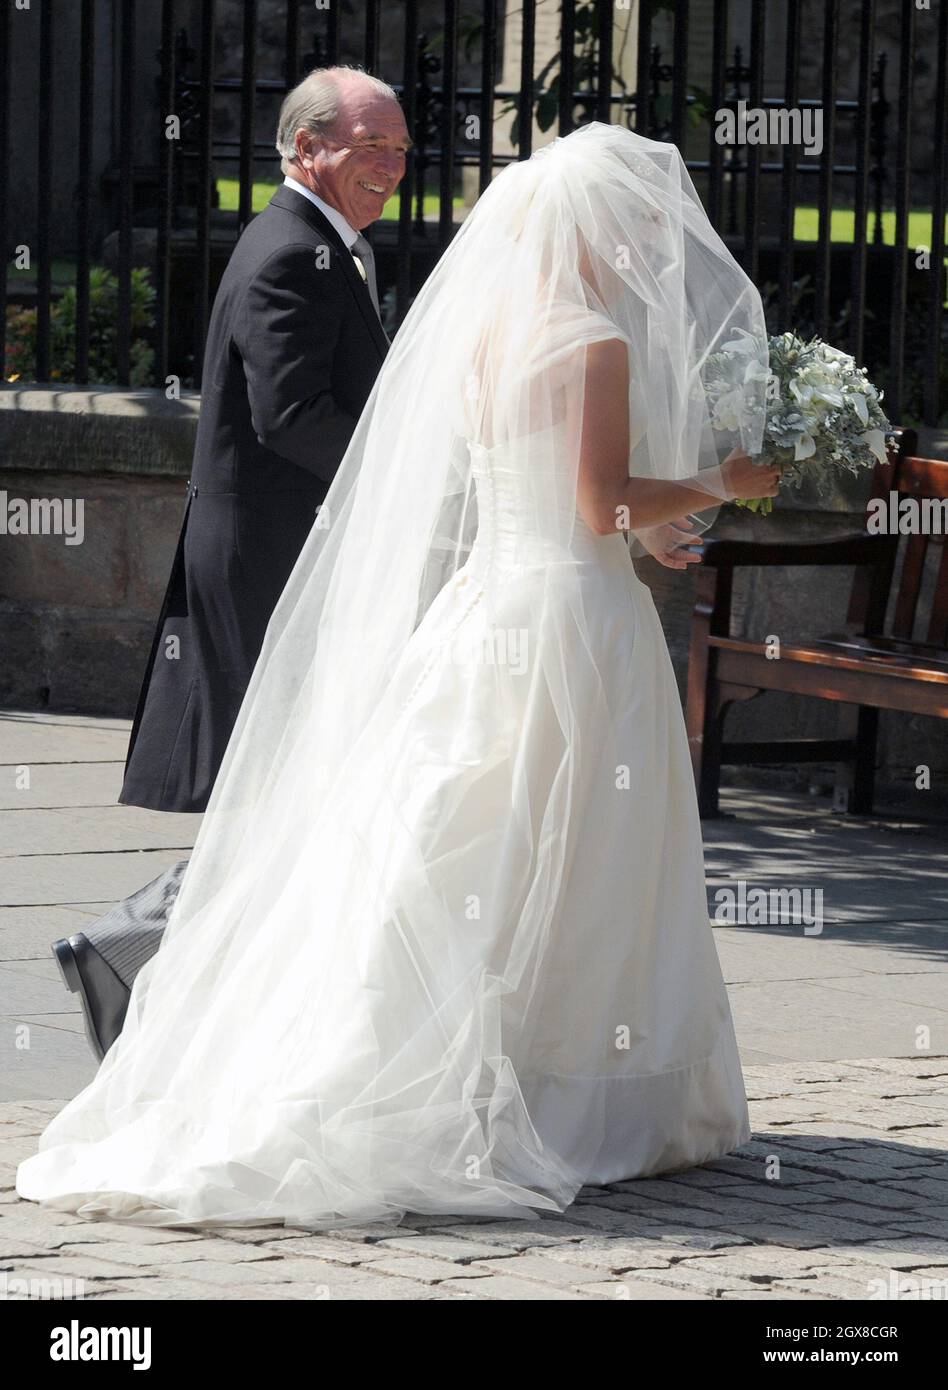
703, 330, 892, 514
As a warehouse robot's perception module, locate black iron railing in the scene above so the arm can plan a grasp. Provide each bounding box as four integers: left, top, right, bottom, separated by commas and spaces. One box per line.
0, 0, 945, 426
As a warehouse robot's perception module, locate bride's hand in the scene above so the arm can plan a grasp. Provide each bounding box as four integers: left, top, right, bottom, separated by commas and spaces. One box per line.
722, 448, 781, 501
635, 517, 704, 570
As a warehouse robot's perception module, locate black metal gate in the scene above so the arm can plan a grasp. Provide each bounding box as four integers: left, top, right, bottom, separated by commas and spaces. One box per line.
1, 1, 945, 427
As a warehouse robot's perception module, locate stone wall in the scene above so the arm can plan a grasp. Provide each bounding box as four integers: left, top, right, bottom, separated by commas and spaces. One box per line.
0, 386, 196, 714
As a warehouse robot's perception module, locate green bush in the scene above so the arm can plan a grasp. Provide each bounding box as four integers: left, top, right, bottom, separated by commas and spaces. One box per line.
5, 265, 156, 386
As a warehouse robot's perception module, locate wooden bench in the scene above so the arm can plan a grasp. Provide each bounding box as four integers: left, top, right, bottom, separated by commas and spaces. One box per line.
685, 428, 948, 816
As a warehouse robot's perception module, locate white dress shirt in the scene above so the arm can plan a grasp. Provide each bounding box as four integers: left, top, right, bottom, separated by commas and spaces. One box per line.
282, 175, 382, 324
282, 176, 358, 250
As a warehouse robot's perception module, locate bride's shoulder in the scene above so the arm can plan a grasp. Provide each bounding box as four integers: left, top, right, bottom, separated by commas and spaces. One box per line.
531, 305, 632, 384
546, 299, 631, 345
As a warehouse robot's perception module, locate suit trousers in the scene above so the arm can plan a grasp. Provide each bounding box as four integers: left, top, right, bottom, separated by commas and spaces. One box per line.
82, 862, 189, 989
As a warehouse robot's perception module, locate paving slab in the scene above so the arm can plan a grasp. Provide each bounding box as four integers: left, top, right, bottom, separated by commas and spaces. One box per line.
0, 713, 130, 764
1, 851, 196, 909
0, 761, 123, 811
0, 806, 198, 857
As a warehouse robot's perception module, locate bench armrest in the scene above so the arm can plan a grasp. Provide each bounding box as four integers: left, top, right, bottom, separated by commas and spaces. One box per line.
700, 533, 892, 569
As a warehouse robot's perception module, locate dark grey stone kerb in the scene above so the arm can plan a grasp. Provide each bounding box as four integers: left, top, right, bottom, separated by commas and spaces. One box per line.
0, 383, 199, 477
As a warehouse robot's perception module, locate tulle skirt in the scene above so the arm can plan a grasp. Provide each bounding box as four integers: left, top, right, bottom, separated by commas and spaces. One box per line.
16, 528, 749, 1229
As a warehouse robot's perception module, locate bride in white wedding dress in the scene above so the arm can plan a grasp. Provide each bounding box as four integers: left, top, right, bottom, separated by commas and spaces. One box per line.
17, 123, 777, 1229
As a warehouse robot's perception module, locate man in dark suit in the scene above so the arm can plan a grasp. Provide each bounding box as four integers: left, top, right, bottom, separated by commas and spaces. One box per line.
53, 66, 411, 1059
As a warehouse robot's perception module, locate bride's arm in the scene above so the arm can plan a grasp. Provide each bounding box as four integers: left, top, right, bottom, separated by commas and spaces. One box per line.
575, 338, 779, 537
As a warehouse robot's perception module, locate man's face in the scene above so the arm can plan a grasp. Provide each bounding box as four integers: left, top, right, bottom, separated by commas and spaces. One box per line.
300, 88, 411, 230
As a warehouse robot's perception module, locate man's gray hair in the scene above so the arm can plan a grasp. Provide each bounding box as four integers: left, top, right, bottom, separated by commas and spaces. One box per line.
276, 66, 400, 172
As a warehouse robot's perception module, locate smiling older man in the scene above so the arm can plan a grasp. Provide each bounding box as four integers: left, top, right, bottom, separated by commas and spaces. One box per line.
52, 67, 411, 1060
120, 67, 410, 817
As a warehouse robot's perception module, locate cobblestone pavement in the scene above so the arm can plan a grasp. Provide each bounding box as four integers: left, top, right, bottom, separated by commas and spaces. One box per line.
3, 1057, 947, 1301
2, 713, 947, 1300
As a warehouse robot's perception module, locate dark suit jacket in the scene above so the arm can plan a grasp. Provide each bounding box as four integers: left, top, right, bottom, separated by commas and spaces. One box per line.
119, 185, 389, 812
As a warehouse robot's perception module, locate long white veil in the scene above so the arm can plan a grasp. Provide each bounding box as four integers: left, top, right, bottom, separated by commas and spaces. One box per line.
18, 123, 769, 1227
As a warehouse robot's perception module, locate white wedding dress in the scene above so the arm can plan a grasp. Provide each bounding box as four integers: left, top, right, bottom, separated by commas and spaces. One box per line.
17, 427, 750, 1228
18, 123, 765, 1231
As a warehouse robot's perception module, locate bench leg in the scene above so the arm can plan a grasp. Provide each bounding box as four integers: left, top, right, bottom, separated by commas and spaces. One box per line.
852, 705, 879, 814
697, 697, 725, 818
688, 661, 766, 818
687, 644, 725, 819
686, 624, 712, 816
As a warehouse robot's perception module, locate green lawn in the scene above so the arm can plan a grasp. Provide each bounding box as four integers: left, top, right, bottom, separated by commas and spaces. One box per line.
216, 178, 465, 220
6, 200, 945, 293
793, 207, 948, 246
217, 184, 948, 243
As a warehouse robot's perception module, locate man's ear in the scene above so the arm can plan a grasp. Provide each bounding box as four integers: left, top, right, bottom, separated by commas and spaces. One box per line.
295, 130, 316, 170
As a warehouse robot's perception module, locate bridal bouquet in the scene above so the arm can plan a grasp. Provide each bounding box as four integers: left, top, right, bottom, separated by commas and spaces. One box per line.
704, 330, 891, 514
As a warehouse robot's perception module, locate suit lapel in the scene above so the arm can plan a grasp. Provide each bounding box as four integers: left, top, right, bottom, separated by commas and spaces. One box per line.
267, 185, 390, 358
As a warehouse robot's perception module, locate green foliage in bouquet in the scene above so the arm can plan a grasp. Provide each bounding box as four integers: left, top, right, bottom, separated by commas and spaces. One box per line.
704, 330, 892, 514
4, 266, 156, 386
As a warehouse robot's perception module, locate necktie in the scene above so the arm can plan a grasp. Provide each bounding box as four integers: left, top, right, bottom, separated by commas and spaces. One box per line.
351, 234, 381, 319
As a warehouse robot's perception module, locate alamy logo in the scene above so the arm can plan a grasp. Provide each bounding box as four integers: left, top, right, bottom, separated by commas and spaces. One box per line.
713, 880, 823, 934
0, 491, 84, 545
868, 1270, 948, 1300
715, 99, 823, 157
0, 1271, 85, 1300
49, 1320, 151, 1370
436, 626, 529, 674
866, 492, 948, 535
